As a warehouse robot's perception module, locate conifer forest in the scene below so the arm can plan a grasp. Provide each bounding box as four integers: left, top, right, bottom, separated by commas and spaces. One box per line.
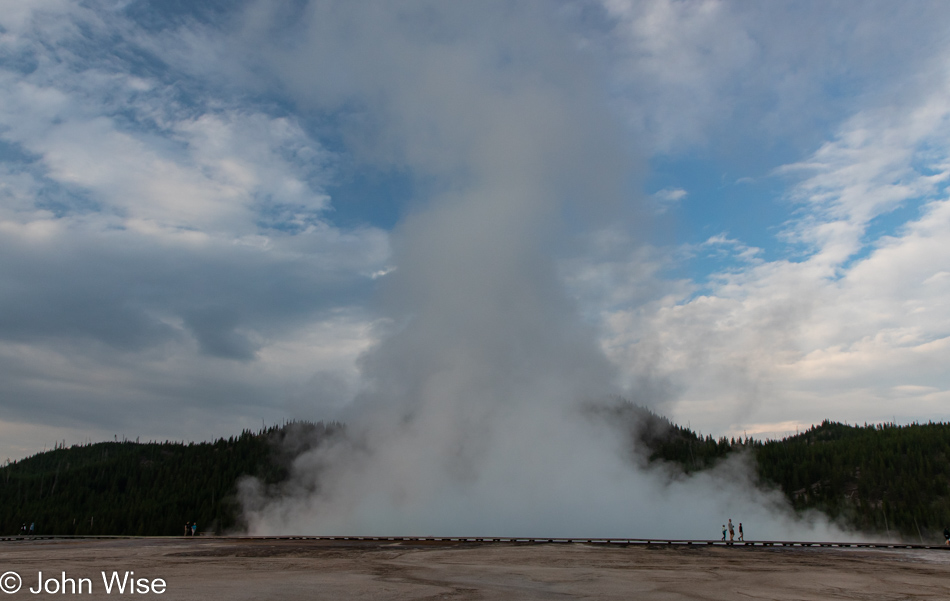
2, 410, 948, 541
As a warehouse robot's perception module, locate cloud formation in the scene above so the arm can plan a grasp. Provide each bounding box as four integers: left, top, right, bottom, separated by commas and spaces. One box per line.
0, 0, 948, 519
598, 41, 950, 438
601, 0, 950, 155
0, 1, 388, 458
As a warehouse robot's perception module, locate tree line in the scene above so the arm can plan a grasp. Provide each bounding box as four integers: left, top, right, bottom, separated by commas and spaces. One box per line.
0, 421, 340, 536
2, 410, 948, 540
633, 408, 950, 541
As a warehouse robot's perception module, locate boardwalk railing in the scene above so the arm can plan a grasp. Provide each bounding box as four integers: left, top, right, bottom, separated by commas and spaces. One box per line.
2, 535, 947, 550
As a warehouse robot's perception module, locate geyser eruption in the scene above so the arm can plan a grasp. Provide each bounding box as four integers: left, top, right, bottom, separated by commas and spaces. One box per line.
241, 1, 844, 540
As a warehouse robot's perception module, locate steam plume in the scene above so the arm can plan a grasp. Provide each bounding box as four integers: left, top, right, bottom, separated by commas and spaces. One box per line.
241, 1, 845, 540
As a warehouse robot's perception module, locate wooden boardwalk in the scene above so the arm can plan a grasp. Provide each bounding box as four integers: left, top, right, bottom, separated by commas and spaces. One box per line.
2, 534, 949, 550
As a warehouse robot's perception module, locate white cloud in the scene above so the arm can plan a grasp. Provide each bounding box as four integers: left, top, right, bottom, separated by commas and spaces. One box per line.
0, 1, 391, 460
602, 0, 757, 151
4, 0, 950, 468
0, 80, 333, 238
599, 0, 950, 154
599, 54, 950, 435
651, 187, 686, 213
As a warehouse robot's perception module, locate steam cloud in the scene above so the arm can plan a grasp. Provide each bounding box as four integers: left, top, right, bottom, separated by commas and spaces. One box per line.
240, 2, 845, 540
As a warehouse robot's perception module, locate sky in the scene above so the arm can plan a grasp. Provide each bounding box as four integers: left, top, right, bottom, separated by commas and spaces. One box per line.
2, 0, 950, 463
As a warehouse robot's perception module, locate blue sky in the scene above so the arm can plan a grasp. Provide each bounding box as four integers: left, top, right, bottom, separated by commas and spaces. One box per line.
2, 0, 950, 461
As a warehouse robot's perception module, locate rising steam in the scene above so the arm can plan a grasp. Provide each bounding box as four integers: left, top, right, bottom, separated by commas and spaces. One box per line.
239, 1, 845, 540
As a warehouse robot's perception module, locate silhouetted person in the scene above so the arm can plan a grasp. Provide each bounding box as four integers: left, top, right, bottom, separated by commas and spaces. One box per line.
738, 522, 744, 541
728, 519, 734, 541
184, 522, 191, 536
19, 523, 26, 536
721, 525, 726, 541
29, 522, 34, 535
191, 522, 196, 536
944, 526, 949, 546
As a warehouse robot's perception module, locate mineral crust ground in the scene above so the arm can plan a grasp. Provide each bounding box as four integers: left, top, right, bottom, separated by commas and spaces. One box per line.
2, 537, 949, 600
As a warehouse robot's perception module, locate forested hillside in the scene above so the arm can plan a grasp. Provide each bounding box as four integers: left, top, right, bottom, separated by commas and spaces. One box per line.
3, 412, 948, 540
753, 420, 950, 540
637, 411, 950, 541
0, 421, 341, 536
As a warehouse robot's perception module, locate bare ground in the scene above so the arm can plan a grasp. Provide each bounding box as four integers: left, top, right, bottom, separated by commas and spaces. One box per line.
2, 538, 949, 600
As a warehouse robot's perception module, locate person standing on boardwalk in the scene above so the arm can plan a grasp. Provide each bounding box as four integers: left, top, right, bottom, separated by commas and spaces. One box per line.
944, 526, 949, 545
738, 523, 744, 541
721, 525, 726, 541
728, 519, 734, 541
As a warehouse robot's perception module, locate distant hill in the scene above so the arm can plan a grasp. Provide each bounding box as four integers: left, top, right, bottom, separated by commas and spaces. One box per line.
2, 410, 949, 539
0, 421, 341, 536
752, 419, 950, 540
629, 406, 950, 541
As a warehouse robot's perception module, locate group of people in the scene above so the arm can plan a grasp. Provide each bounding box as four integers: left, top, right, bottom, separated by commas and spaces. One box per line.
184, 521, 197, 536
18, 522, 35, 536
721, 519, 744, 542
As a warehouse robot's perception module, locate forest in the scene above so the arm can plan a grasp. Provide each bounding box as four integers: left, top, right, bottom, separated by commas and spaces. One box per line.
2, 408, 948, 540
632, 407, 950, 541
0, 421, 341, 536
